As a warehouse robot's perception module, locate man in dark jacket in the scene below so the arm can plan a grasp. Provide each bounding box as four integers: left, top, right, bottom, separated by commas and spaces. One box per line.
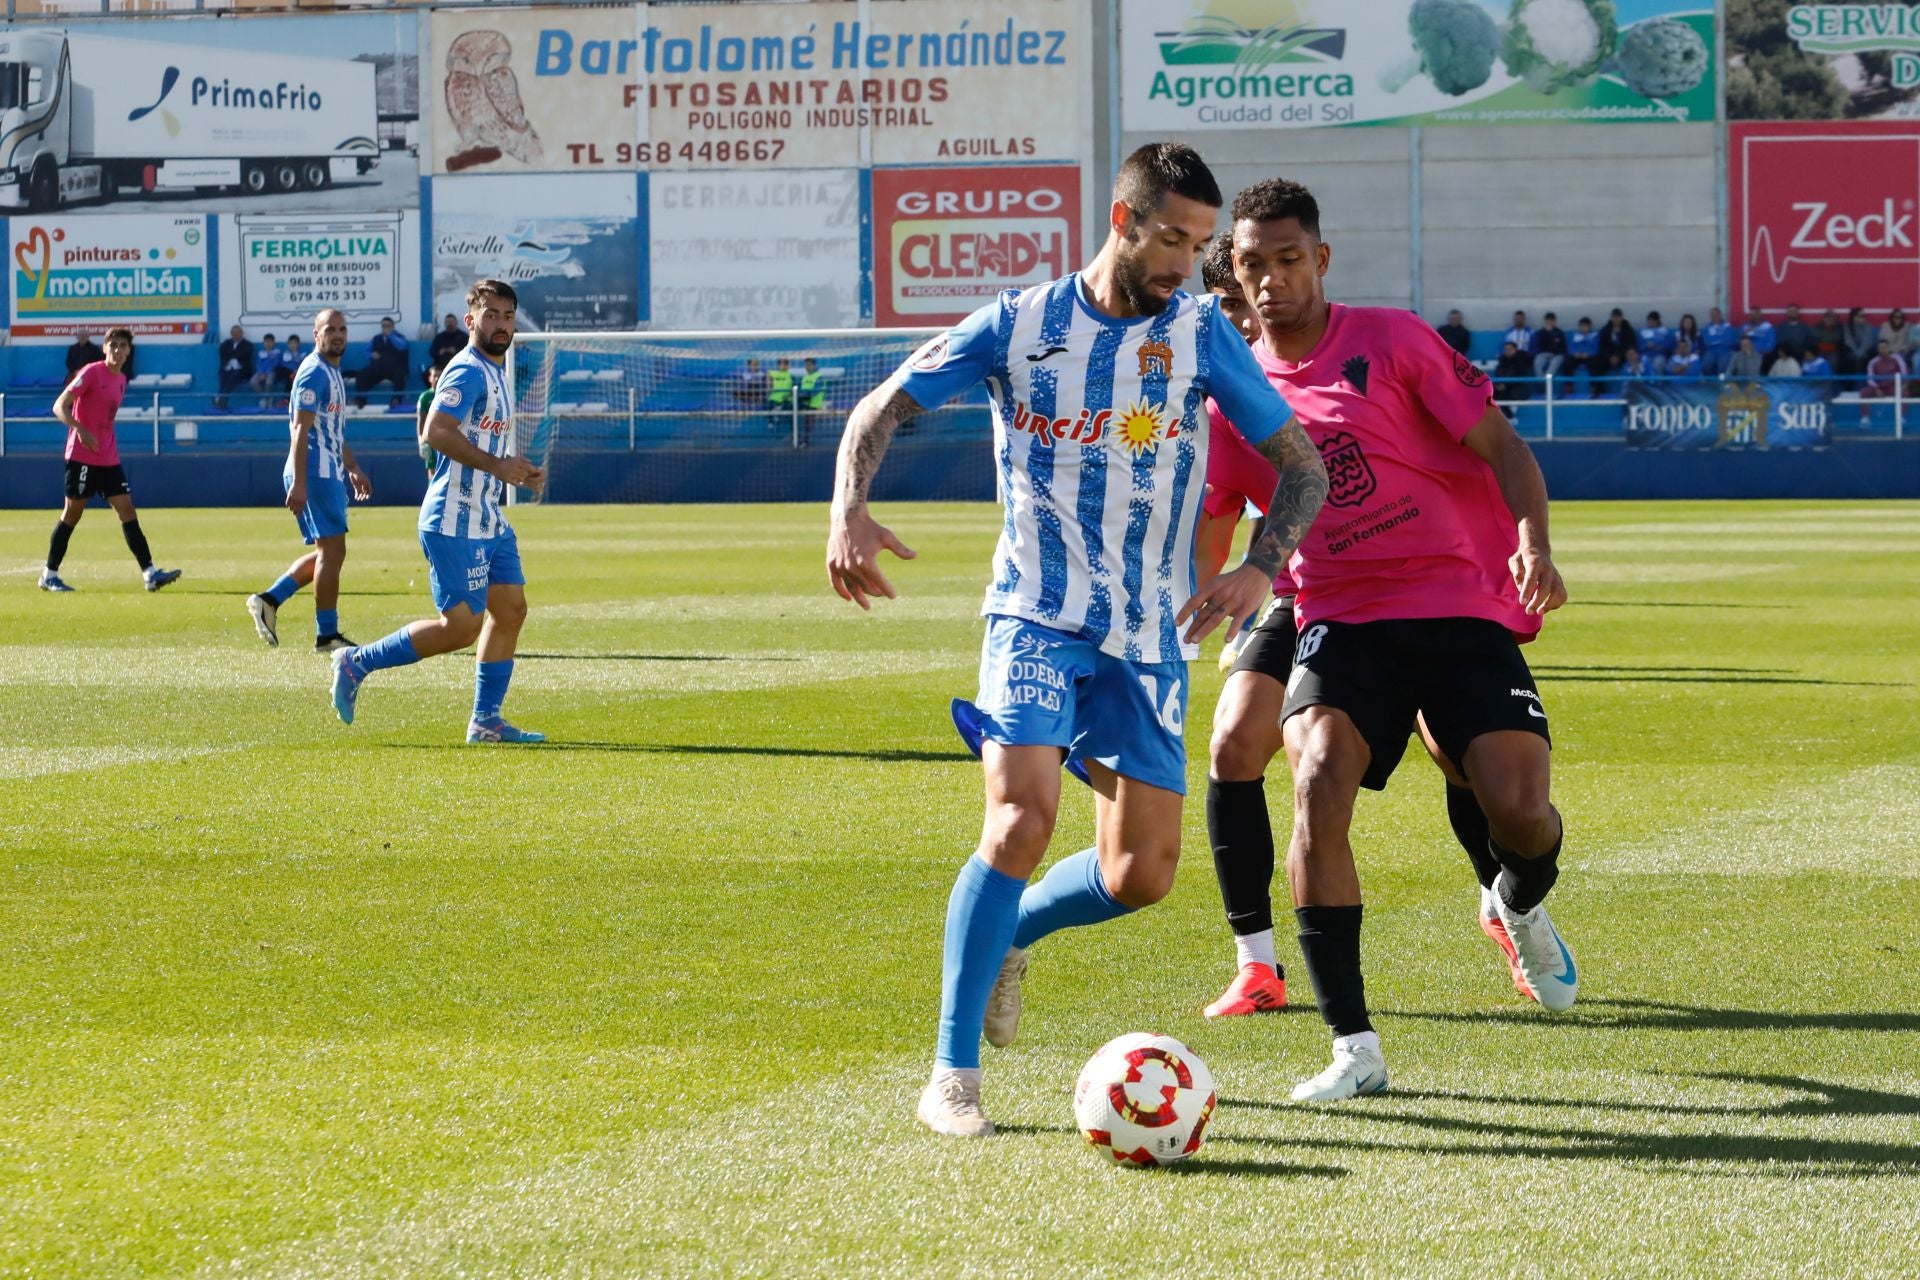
215, 324, 255, 410
1775, 303, 1816, 364
64, 332, 103, 386
1597, 309, 1638, 395
1436, 309, 1472, 357
428, 314, 466, 371
353, 317, 410, 407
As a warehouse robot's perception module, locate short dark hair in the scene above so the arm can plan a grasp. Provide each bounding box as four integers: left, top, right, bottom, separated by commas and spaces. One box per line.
1647, 310, 1663, 322
467, 278, 518, 310
104, 327, 133, 345
1577, 316, 1592, 326
1543, 312, 1557, 321
1114, 142, 1221, 220
1200, 233, 1236, 291
263, 333, 276, 341
1229, 177, 1320, 240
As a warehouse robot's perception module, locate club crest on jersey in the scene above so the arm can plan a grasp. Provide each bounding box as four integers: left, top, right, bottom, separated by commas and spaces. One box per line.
1342, 355, 1371, 396
1453, 352, 1488, 388
1319, 430, 1378, 507
1136, 339, 1174, 378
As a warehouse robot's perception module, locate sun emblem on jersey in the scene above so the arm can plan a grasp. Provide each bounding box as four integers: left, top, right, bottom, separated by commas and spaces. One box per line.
1115, 398, 1175, 458
1136, 339, 1174, 378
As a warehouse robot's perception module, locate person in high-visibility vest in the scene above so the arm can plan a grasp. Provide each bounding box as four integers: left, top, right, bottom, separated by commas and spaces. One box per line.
798, 357, 828, 446
766, 357, 794, 430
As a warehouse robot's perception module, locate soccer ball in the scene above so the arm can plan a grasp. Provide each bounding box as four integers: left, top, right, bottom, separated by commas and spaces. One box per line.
1072, 1032, 1216, 1167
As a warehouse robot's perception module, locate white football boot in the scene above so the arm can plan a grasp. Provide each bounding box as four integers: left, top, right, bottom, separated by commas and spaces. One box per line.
917, 1068, 994, 1138
1291, 1032, 1390, 1103
1494, 895, 1579, 1012
983, 946, 1028, 1048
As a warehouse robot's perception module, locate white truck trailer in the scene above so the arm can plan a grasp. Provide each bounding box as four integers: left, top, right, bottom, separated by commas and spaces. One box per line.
0, 28, 380, 209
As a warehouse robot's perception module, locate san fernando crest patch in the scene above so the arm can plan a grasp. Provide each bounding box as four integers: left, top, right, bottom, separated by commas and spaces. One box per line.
1319, 430, 1377, 508
1453, 351, 1489, 388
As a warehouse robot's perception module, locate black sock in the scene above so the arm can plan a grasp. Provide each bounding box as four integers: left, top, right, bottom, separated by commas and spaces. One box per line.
1492, 827, 1563, 914
1447, 784, 1500, 890
1207, 777, 1276, 939
47, 520, 75, 571
1295, 905, 1370, 1037
121, 519, 152, 571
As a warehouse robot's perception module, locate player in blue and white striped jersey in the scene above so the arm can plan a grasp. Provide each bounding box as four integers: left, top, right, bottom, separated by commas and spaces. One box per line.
245, 309, 371, 653
326, 279, 548, 743
827, 143, 1331, 1139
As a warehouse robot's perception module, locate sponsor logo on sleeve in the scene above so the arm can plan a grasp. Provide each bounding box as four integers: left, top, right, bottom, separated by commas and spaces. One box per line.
299, 387, 317, 407
909, 335, 950, 372
1453, 352, 1489, 388
438, 386, 463, 409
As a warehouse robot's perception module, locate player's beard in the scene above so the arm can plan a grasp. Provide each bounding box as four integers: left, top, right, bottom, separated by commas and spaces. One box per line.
481, 330, 512, 357
1113, 240, 1174, 318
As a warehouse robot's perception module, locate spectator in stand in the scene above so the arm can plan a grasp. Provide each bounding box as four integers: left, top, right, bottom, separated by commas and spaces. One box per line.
1639, 310, 1676, 363
1532, 311, 1567, 378
1675, 314, 1702, 362
1863, 337, 1907, 397
1743, 309, 1778, 372
1812, 309, 1845, 370
1493, 340, 1534, 401
275, 336, 303, 402
733, 357, 768, 407
215, 324, 254, 411
428, 313, 466, 371
1503, 310, 1533, 355
353, 316, 409, 408
250, 333, 285, 407
1843, 307, 1878, 374
1437, 308, 1472, 357
1666, 338, 1703, 379
1882, 307, 1914, 361
1565, 316, 1601, 394
64, 331, 103, 387
1800, 347, 1834, 386
1597, 309, 1638, 396
1701, 307, 1737, 376
1618, 348, 1651, 385
1770, 349, 1804, 378
1725, 335, 1764, 379
1775, 303, 1815, 365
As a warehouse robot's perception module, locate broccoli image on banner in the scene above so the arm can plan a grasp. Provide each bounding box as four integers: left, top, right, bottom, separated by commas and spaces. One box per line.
1608, 17, 1707, 99
1382, 0, 1501, 95
1502, 0, 1618, 94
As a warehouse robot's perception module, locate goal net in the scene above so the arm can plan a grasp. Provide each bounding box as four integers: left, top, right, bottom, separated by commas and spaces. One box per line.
505, 328, 996, 504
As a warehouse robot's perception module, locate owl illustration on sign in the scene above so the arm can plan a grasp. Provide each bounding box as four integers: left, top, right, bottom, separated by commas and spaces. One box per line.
444, 30, 544, 170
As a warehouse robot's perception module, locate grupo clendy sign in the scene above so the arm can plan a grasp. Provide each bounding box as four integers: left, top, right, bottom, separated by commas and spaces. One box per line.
871, 165, 1080, 326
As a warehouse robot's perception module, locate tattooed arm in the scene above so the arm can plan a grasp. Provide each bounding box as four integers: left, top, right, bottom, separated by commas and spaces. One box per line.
1177, 417, 1328, 643
826, 382, 923, 609
1245, 418, 1330, 578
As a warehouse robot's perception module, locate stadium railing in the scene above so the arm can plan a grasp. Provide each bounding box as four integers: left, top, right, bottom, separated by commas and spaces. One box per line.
0, 368, 1906, 459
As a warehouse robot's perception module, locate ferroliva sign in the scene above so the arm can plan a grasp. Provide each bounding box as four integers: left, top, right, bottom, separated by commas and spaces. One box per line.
1121, 0, 1715, 130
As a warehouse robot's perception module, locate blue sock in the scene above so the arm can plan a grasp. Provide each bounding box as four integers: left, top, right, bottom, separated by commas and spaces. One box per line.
264, 574, 301, 607
1011, 846, 1132, 950
473, 659, 513, 723
315, 608, 338, 639
935, 855, 1027, 1071
349, 627, 418, 678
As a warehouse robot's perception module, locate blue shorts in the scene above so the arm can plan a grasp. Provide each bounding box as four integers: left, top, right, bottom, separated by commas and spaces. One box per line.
284, 473, 348, 544
974, 614, 1190, 794
419, 526, 525, 616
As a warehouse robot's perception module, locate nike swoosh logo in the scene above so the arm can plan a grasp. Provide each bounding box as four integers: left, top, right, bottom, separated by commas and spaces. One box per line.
1354, 1071, 1386, 1095
1026, 346, 1069, 362
1552, 934, 1577, 985
1526, 705, 1547, 719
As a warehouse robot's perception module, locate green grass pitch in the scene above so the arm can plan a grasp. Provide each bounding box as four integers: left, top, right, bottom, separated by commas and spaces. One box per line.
3, 499, 1918, 1278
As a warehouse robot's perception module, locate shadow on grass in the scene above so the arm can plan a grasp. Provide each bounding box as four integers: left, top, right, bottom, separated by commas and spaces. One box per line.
172, 588, 419, 597
995, 1122, 1350, 1179
1531, 664, 1791, 674
1385, 998, 1920, 1034
383, 740, 975, 763
515, 652, 780, 663
1537, 673, 1902, 687
1574, 600, 1792, 610
1232, 1073, 1920, 1176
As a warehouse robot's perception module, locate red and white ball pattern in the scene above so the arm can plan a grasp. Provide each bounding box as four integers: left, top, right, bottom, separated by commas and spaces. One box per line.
1073, 1032, 1217, 1167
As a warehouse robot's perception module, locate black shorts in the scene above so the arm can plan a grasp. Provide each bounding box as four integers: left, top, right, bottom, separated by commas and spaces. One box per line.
1281, 617, 1550, 791
64, 461, 130, 501
1228, 595, 1299, 683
